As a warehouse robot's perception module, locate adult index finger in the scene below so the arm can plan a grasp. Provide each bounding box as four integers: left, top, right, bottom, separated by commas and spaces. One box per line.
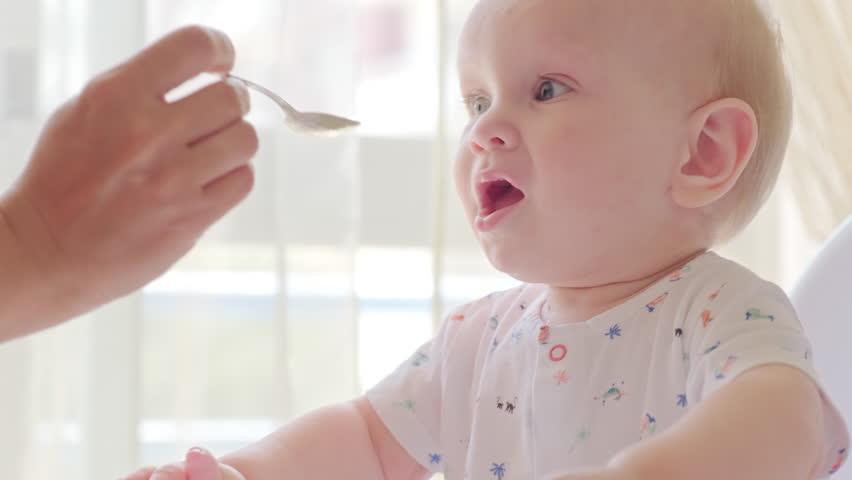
119, 25, 235, 98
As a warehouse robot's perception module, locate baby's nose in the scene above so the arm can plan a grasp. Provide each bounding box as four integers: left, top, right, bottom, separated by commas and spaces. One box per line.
469, 117, 518, 154
471, 136, 507, 154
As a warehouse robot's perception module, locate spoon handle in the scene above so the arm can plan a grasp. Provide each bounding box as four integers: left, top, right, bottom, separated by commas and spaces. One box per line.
225, 74, 298, 116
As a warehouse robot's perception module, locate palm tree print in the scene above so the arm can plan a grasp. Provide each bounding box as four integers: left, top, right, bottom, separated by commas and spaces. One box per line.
677, 394, 688, 408
605, 324, 622, 340
490, 463, 507, 480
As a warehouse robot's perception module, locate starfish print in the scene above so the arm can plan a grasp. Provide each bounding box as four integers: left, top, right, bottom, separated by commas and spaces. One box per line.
605, 324, 622, 340
428, 453, 442, 464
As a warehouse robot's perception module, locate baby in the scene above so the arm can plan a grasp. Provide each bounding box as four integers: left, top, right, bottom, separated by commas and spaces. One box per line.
126, 0, 850, 479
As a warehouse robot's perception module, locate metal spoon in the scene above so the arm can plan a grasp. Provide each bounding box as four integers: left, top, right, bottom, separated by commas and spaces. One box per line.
226, 74, 360, 136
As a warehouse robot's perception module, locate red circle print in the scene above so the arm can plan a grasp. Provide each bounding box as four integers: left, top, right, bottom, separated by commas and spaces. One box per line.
549, 345, 567, 362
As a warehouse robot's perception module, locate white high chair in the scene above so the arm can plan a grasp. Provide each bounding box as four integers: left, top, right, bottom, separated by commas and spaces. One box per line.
790, 216, 852, 479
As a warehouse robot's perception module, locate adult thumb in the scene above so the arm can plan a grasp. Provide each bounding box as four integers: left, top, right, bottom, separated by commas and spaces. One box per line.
186, 447, 223, 480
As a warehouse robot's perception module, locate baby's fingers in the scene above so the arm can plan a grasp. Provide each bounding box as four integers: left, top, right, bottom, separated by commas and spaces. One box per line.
186, 447, 222, 480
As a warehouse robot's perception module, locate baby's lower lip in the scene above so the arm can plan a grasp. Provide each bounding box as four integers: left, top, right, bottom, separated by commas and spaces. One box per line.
474, 201, 521, 232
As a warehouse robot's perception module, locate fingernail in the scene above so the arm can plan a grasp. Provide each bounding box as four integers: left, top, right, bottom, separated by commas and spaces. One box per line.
206, 27, 234, 62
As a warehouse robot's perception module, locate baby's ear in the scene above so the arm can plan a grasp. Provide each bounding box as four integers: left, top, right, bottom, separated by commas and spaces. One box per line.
671, 98, 758, 208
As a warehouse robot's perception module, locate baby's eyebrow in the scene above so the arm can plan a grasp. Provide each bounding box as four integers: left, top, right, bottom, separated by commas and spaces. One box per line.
535, 52, 594, 86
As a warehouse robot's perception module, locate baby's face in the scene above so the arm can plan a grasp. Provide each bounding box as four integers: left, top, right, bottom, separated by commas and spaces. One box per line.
454, 0, 711, 285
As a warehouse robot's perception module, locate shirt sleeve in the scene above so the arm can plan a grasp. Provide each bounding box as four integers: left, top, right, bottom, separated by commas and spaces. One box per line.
364, 303, 476, 474
685, 279, 850, 478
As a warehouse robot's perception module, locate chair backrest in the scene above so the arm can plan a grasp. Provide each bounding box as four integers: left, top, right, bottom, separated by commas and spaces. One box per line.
790, 216, 852, 479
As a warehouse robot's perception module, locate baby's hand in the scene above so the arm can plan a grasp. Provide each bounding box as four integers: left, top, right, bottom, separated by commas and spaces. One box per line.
185, 447, 244, 480
120, 447, 245, 480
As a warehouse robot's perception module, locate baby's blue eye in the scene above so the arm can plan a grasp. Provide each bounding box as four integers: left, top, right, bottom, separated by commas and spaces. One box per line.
466, 96, 491, 116
535, 80, 570, 101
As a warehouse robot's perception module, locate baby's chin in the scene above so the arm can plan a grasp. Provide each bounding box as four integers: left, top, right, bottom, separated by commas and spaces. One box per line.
485, 247, 612, 287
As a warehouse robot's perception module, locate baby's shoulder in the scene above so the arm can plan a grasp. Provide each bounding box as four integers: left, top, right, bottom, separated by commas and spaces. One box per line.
672, 252, 799, 339
674, 252, 791, 310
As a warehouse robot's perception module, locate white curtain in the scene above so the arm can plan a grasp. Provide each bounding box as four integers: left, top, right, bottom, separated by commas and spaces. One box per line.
0, 1, 849, 479
774, 1, 852, 241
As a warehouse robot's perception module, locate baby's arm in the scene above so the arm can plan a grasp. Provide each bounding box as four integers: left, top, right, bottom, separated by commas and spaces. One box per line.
128, 397, 428, 480
551, 364, 825, 480
217, 396, 429, 480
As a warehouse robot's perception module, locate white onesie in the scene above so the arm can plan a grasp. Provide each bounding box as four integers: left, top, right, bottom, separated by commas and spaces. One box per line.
367, 251, 849, 480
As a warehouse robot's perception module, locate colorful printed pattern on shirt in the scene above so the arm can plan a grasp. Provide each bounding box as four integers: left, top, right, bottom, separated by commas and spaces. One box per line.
365, 253, 849, 479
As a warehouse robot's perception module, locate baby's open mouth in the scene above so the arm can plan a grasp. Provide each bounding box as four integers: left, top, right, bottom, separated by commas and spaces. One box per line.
477, 179, 525, 217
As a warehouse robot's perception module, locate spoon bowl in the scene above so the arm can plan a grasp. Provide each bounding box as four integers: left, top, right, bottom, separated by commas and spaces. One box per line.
226, 74, 360, 136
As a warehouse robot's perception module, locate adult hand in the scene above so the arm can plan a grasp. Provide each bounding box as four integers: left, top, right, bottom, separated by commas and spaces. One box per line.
0, 25, 259, 341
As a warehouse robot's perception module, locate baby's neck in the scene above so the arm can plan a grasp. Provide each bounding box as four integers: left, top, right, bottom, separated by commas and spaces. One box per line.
542, 249, 707, 325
